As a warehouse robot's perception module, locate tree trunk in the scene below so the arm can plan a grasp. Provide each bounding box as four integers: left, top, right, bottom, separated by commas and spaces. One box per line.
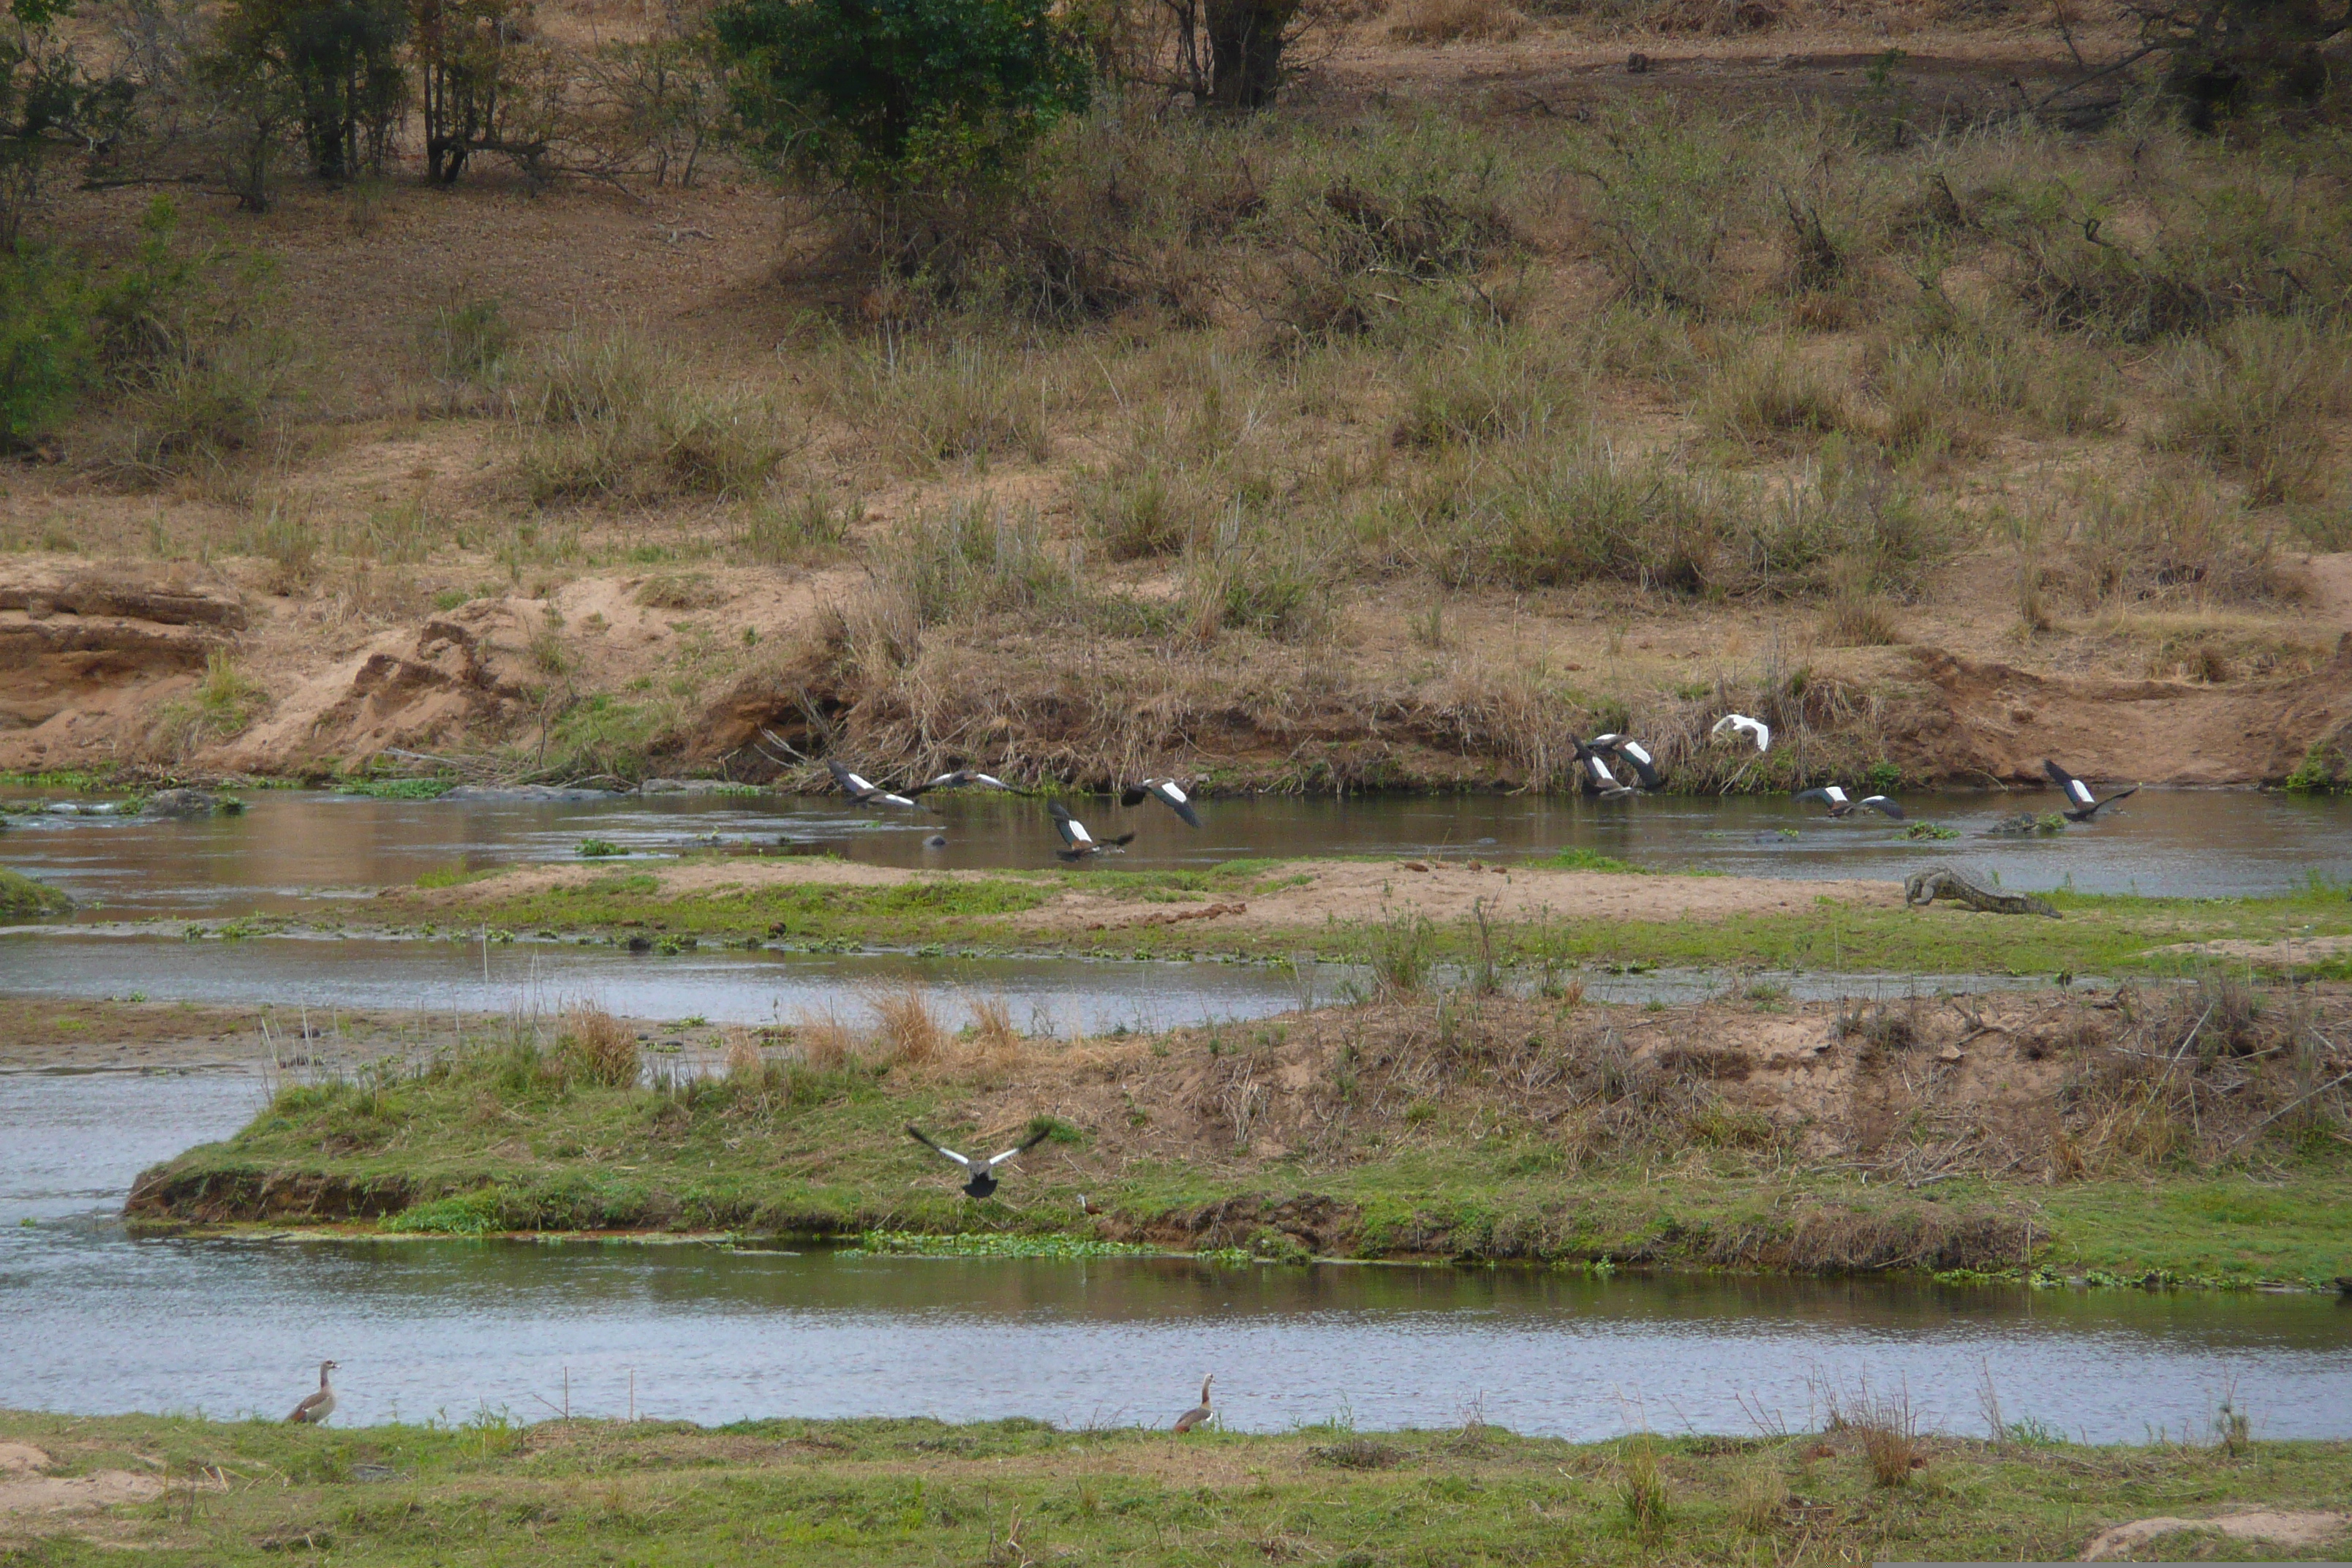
1205, 0, 1296, 109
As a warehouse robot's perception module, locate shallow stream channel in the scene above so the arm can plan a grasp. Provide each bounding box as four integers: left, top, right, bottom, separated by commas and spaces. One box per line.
4, 787, 2348, 1025
2, 1068, 2348, 1439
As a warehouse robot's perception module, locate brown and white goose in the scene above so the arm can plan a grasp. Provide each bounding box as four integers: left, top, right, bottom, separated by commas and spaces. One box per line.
1173, 1374, 1214, 1433
287, 1360, 338, 1424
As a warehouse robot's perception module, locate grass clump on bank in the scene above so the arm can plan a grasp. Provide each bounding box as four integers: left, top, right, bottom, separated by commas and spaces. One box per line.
127, 984, 2352, 1285
3, 1409, 2348, 1566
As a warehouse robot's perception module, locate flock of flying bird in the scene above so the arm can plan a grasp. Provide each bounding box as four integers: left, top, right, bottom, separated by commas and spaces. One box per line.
822, 714, 2141, 849
823, 757, 1202, 859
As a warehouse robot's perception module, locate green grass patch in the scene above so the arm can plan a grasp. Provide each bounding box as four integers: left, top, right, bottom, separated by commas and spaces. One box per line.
336, 777, 457, 799
1, 1408, 2347, 1566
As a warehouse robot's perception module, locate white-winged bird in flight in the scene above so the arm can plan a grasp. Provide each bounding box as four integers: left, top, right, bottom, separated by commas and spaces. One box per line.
827, 758, 929, 811
1570, 737, 1637, 799
1588, 734, 1666, 790
1795, 785, 1903, 819
1050, 801, 1135, 861
922, 768, 1019, 793
1711, 713, 1771, 753
2043, 758, 2139, 822
905, 1123, 1053, 1199
1120, 777, 1202, 828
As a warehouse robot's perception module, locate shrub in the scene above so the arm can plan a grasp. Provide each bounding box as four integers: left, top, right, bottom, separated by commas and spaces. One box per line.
0, 249, 91, 448
2157, 317, 2349, 505
1392, 328, 1580, 448
1613, 1436, 1670, 1534
421, 297, 513, 384
514, 325, 781, 502
837, 337, 1052, 468
739, 491, 858, 563
2062, 478, 2293, 607
1571, 108, 1746, 312
1699, 342, 1857, 452
1078, 461, 1207, 559
712, 0, 1090, 195
561, 1004, 640, 1086
1368, 907, 1433, 997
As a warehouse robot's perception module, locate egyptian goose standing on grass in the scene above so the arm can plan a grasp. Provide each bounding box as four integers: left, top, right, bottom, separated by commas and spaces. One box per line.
1173, 1374, 1214, 1433
287, 1361, 338, 1424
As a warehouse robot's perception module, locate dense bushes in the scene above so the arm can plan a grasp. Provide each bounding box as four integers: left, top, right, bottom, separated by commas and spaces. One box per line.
712, 0, 1090, 195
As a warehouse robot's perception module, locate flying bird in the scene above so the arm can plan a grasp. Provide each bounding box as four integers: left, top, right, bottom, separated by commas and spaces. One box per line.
1173, 1374, 1215, 1433
287, 1360, 338, 1425
826, 758, 928, 811
2042, 759, 2139, 822
921, 768, 1019, 793
1120, 777, 1202, 829
1795, 785, 1904, 820
905, 1123, 1052, 1199
1569, 737, 1636, 799
1711, 713, 1771, 753
1050, 801, 1134, 861
1588, 734, 1666, 790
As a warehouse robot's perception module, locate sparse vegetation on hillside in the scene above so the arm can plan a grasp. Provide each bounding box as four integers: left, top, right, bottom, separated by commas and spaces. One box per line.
1, 0, 2347, 789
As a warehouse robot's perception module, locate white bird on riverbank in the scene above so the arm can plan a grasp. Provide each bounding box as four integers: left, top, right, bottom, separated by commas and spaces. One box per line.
1795, 785, 1903, 820
1711, 713, 1771, 753
287, 1360, 338, 1424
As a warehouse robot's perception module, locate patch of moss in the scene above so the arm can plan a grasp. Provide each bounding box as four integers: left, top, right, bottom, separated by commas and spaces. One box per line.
0, 867, 72, 919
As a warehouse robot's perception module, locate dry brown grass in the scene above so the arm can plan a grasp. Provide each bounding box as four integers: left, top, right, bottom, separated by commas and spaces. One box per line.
561, 1004, 639, 1088
1833, 1384, 1925, 1488
867, 982, 946, 1066
723, 1026, 766, 1082
794, 1007, 859, 1071
1387, 0, 1526, 42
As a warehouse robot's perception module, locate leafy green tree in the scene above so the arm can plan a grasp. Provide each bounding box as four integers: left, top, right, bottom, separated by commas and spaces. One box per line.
711, 0, 1089, 194
211, 0, 407, 181
0, 245, 86, 446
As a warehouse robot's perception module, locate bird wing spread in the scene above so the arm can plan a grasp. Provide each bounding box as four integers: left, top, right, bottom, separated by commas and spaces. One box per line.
906, 1126, 975, 1170
987, 1128, 1054, 1166
1795, 788, 1833, 805
2043, 759, 2095, 805
826, 759, 865, 794
1862, 796, 1904, 818
2102, 783, 2141, 805
1156, 783, 1203, 827
1049, 802, 1087, 846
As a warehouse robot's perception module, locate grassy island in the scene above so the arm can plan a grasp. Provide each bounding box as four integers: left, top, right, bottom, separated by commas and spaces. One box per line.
127, 977, 2352, 1287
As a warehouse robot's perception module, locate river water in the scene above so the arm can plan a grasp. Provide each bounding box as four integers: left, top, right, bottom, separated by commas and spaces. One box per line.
16, 786, 2314, 1024
2, 1069, 2346, 1439
5, 786, 2348, 916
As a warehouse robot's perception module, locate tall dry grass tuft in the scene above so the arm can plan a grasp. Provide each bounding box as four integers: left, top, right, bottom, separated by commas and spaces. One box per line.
562, 1004, 640, 1087
1845, 1383, 1925, 1488
867, 982, 945, 1066
723, 1026, 766, 1084
794, 1006, 859, 1071
1613, 1435, 1670, 1534
1732, 1455, 1788, 1533
969, 994, 1025, 1070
